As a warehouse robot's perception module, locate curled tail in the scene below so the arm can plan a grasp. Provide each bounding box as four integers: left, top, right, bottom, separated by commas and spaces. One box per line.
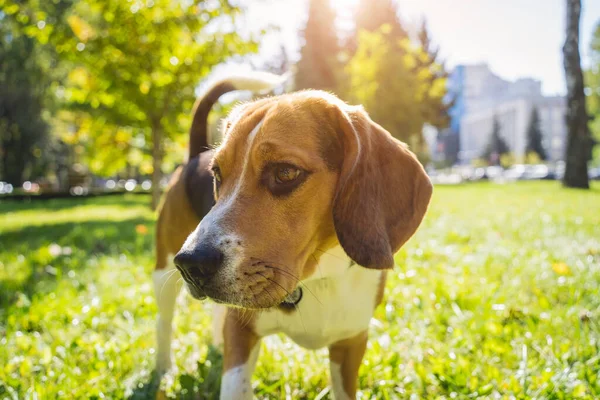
189, 71, 288, 160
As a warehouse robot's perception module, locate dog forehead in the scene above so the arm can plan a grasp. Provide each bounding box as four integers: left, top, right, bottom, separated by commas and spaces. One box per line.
213, 100, 271, 165
216, 94, 338, 164
260, 100, 325, 143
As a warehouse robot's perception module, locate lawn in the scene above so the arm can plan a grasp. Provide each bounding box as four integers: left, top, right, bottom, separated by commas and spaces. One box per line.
1, 182, 600, 399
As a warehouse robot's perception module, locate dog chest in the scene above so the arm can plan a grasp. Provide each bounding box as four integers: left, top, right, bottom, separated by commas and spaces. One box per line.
254, 267, 383, 349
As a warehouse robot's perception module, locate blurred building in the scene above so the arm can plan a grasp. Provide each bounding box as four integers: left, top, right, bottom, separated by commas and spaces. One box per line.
444, 63, 567, 164
434, 128, 460, 166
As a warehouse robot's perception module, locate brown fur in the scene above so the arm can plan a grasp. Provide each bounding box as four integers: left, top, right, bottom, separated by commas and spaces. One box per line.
332, 106, 433, 269
328, 330, 369, 397
222, 310, 259, 371
155, 81, 240, 270
189, 91, 431, 308
157, 87, 432, 396
155, 166, 201, 270
375, 271, 388, 307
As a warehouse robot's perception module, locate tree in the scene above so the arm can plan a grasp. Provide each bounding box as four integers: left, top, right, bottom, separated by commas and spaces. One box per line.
344, 26, 447, 160
294, 0, 340, 92
343, 0, 408, 63
416, 20, 452, 130
525, 107, 547, 161
343, 3, 449, 163
482, 117, 510, 166
1, 0, 83, 189
355, 0, 407, 41
584, 20, 600, 166
6, 0, 259, 208
0, 14, 49, 185
562, 0, 592, 188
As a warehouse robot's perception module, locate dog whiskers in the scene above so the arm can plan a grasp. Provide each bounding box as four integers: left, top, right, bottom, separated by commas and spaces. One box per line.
231, 292, 254, 328
241, 306, 254, 328
158, 268, 179, 302
261, 286, 277, 309
314, 247, 347, 262
310, 253, 324, 281
262, 265, 322, 306
256, 272, 308, 334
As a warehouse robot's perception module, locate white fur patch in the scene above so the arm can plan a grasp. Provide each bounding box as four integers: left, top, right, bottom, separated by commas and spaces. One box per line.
194, 119, 264, 277
304, 245, 353, 282
211, 304, 227, 348
255, 246, 381, 350
153, 257, 183, 373
330, 362, 351, 400
220, 343, 261, 400
246, 119, 263, 145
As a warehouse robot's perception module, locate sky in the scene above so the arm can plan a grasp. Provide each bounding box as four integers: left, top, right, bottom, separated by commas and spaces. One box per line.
239, 0, 600, 96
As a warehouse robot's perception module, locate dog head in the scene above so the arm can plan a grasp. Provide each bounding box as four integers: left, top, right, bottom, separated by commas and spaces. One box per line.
174, 91, 432, 308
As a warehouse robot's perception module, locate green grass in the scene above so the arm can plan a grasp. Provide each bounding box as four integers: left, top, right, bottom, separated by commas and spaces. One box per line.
1, 182, 600, 399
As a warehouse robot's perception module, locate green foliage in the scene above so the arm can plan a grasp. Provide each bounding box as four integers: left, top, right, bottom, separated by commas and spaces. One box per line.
585, 20, 600, 166
345, 26, 447, 153
294, 0, 340, 92
1, 0, 259, 182
482, 116, 510, 165
416, 20, 452, 130
525, 107, 547, 161
354, 0, 407, 42
0, 14, 50, 185
341, 2, 450, 161
499, 152, 516, 169
1, 183, 600, 398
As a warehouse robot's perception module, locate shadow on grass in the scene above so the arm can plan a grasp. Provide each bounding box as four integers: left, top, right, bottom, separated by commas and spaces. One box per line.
128, 346, 223, 400
0, 193, 151, 214
0, 216, 155, 307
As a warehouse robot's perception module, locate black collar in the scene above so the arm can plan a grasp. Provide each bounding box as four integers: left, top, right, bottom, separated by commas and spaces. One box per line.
278, 260, 355, 309
279, 287, 303, 309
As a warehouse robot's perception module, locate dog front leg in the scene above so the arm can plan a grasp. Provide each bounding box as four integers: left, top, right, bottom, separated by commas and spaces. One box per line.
153, 263, 182, 373
328, 330, 368, 400
220, 309, 261, 400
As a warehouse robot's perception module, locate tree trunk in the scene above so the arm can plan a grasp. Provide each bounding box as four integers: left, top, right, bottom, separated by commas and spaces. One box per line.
151, 124, 163, 210
562, 0, 591, 189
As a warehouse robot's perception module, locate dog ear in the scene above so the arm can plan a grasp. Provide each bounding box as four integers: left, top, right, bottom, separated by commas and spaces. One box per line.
331, 105, 433, 269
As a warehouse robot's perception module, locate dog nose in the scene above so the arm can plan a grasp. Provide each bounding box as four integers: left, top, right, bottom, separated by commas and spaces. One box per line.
174, 244, 224, 284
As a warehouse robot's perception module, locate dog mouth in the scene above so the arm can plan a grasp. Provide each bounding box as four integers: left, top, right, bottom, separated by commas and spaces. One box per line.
197, 286, 294, 309
184, 279, 301, 310
176, 267, 208, 300
181, 260, 301, 309
184, 281, 208, 301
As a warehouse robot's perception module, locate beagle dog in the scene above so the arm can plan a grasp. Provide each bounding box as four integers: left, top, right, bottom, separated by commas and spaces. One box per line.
153, 73, 432, 399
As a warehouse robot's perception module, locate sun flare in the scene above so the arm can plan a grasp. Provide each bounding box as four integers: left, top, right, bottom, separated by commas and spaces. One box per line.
329, 0, 359, 14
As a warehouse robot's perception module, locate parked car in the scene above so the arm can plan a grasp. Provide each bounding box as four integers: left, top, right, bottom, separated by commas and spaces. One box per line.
504, 165, 526, 180
469, 167, 486, 181
0, 181, 13, 194
486, 166, 504, 180
430, 172, 463, 185
522, 164, 551, 180
124, 179, 137, 192
22, 181, 41, 193
589, 167, 600, 180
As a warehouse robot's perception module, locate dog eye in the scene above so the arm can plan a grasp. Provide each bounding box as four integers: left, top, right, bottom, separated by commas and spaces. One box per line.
263, 163, 308, 197
274, 165, 301, 184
